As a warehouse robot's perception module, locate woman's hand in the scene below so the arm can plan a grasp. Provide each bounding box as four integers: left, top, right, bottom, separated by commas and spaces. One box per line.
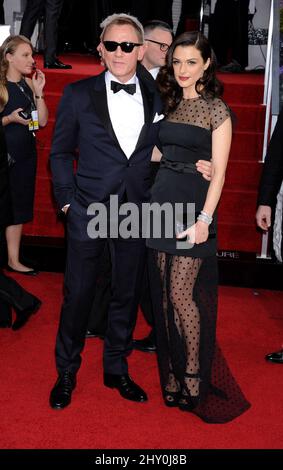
32, 69, 46, 95
176, 220, 209, 245
6, 108, 30, 126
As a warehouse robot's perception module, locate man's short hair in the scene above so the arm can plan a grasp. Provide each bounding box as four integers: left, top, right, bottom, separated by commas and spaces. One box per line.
143, 20, 173, 37
100, 13, 144, 43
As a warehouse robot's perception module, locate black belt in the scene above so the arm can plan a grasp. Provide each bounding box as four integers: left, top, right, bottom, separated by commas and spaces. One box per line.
160, 158, 198, 174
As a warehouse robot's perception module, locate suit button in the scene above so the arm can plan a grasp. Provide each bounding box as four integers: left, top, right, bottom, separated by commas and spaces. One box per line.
127, 162, 132, 167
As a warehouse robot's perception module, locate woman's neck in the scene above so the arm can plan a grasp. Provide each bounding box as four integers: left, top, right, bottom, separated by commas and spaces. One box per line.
6, 70, 22, 83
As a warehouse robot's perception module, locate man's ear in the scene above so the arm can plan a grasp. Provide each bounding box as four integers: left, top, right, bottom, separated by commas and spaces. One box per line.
138, 44, 146, 62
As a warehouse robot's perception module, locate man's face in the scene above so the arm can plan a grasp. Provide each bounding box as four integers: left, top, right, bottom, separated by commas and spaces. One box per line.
100, 24, 145, 83
144, 28, 173, 69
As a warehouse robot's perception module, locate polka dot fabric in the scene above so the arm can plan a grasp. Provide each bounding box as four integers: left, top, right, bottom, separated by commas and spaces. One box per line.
149, 250, 251, 423
168, 96, 231, 131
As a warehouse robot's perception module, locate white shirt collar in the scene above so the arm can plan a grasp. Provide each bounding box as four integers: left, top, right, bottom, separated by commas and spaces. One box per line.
149, 67, 160, 79
105, 71, 137, 91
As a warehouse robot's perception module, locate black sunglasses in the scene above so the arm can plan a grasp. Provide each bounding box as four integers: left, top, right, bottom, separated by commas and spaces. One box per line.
103, 41, 143, 53
145, 39, 170, 52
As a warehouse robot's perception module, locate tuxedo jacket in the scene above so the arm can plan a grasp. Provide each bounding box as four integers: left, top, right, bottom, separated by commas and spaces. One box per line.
50, 67, 163, 225
258, 108, 283, 209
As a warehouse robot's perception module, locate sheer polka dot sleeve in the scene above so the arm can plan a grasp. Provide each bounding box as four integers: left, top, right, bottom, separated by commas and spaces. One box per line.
210, 98, 231, 131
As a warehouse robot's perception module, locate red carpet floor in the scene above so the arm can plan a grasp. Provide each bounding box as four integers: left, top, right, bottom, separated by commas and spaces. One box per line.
0, 272, 283, 449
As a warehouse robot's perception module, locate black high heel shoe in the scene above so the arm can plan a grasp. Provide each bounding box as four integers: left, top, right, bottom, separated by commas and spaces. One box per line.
164, 370, 180, 407
178, 372, 200, 411
164, 390, 181, 407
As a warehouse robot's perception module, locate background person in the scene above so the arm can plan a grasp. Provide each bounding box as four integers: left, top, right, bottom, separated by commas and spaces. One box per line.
20, 0, 72, 69
0, 119, 41, 330
0, 35, 48, 274
256, 107, 283, 364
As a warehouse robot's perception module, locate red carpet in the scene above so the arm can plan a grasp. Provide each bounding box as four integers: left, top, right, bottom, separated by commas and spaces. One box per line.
22, 54, 264, 253
0, 272, 283, 449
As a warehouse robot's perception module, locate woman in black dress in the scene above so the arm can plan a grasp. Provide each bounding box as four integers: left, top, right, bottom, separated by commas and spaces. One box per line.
0, 35, 48, 274
147, 31, 250, 423
0, 121, 42, 329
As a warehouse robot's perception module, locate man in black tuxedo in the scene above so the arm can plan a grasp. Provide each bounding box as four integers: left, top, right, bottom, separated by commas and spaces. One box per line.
0, 123, 41, 330
49, 13, 163, 409
20, 0, 72, 69
86, 20, 175, 347
256, 107, 283, 364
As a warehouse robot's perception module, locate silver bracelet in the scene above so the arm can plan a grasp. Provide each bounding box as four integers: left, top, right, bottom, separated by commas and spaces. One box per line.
197, 210, 213, 225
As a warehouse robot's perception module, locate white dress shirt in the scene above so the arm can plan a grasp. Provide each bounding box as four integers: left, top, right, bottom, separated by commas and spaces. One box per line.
105, 71, 144, 159
149, 67, 160, 80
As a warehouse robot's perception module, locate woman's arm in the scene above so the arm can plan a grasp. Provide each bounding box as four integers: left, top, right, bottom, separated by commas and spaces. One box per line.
202, 116, 232, 216
177, 116, 232, 245
27, 71, 48, 127
151, 145, 162, 162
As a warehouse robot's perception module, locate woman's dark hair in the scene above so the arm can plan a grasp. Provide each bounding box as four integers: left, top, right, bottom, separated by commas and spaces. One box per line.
157, 31, 223, 114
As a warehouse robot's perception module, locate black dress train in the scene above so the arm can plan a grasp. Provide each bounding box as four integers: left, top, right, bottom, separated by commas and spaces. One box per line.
147, 96, 251, 423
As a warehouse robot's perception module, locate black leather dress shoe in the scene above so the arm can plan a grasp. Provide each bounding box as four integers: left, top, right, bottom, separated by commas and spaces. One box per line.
104, 373, 148, 402
6, 265, 38, 276
265, 349, 283, 364
133, 333, 157, 353
50, 371, 76, 409
12, 297, 41, 331
44, 59, 72, 69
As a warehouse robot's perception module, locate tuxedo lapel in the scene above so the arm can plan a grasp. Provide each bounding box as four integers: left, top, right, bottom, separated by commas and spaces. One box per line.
89, 73, 125, 154
134, 75, 155, 153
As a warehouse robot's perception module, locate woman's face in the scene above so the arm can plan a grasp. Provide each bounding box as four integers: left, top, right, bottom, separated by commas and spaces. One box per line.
172, 45, 210, 98
6, 43, 34, 76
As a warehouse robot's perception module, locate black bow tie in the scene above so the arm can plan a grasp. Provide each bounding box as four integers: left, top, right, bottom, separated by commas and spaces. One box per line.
111, 80, 136, 95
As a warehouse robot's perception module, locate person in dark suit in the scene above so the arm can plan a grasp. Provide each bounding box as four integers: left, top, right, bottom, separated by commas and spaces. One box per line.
256, 107, 283, 364
20, 0, 72, 69
0, 122, 41, 330
209, 0, 249, 72
49, 13, 163, 409
86, 20, 175, 347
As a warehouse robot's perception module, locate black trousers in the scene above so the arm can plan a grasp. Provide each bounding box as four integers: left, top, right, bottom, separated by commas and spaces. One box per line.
55, 232, 146, 376
209, 0, 249, 68
20, 0, 64, 62
87, 163, 160, 337
0, 269, 38, 323
87, 246, 155, 336
87, 242, 112, 336
57, 0, 76, 48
